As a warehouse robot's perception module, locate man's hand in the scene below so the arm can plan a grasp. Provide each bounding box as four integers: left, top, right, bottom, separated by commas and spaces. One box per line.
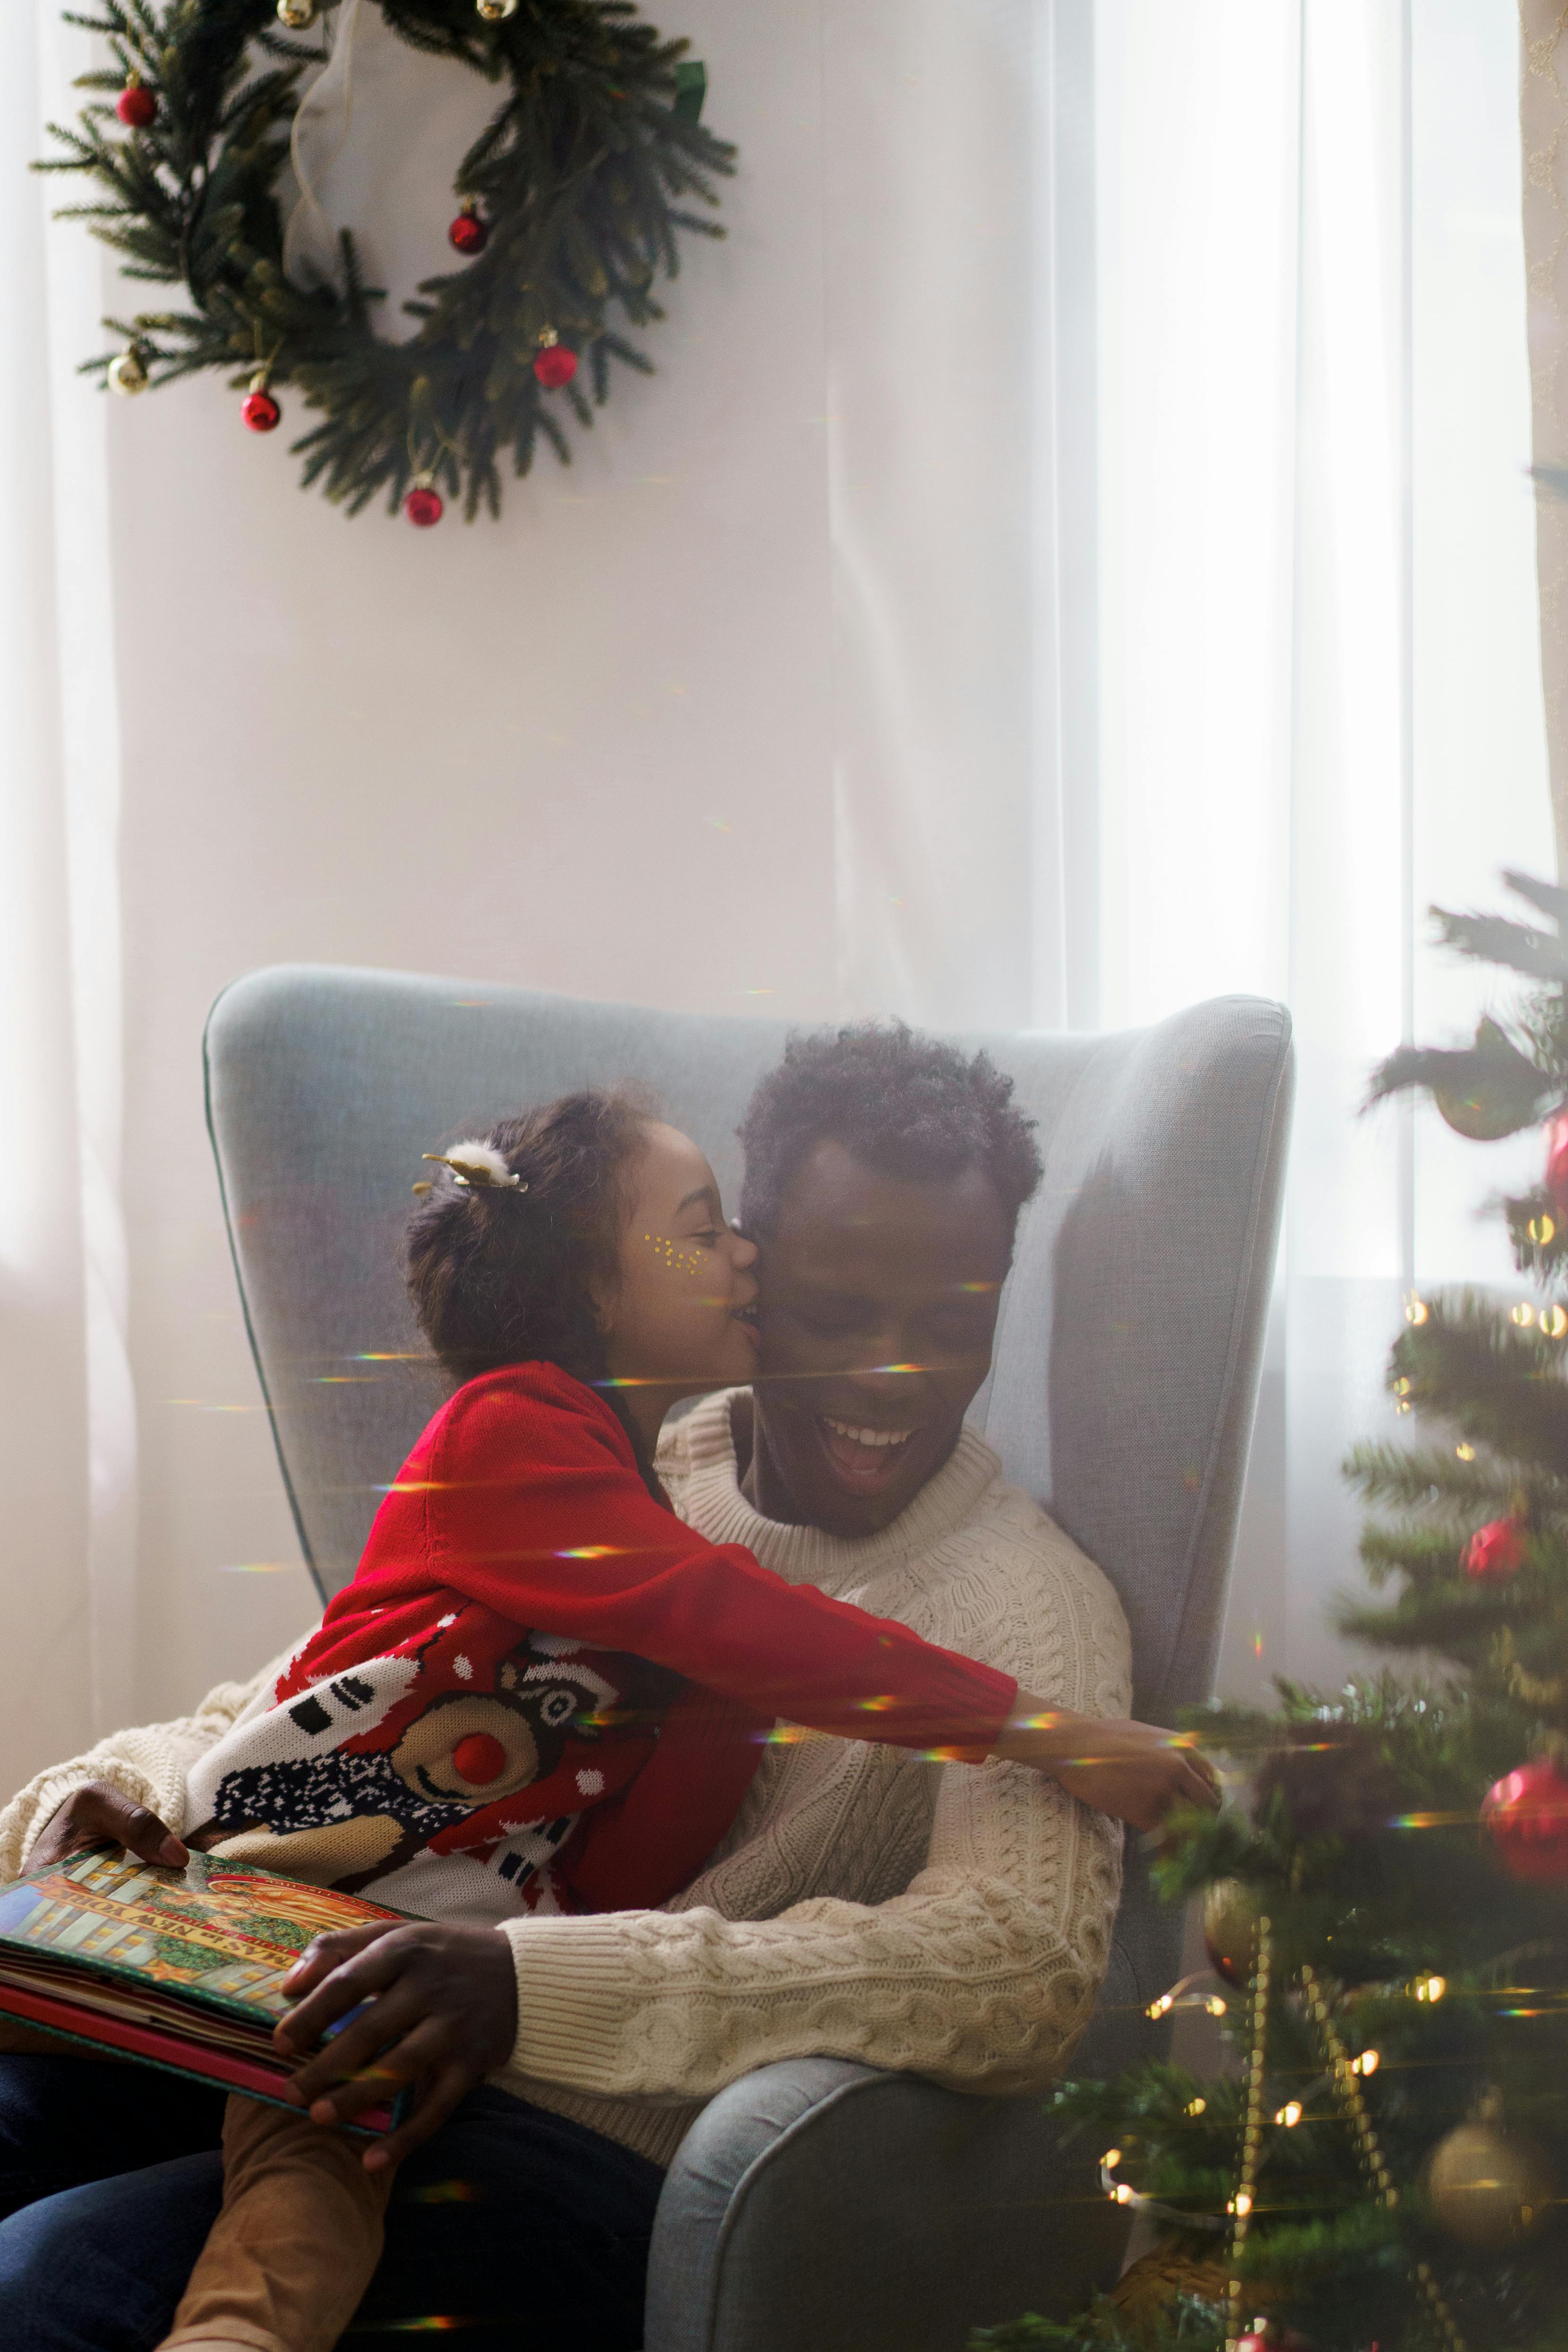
274, 1920, 519, 2171
28, 1782, 188, 1873
995, 1695, 1221, 1831
1043, 1718, 1221, 1832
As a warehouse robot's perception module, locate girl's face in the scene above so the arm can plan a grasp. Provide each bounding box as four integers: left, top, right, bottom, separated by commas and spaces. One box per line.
596, 1123, 760, 1402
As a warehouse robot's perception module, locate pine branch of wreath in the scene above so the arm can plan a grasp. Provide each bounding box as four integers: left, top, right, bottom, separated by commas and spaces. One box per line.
38, 0, 735, 525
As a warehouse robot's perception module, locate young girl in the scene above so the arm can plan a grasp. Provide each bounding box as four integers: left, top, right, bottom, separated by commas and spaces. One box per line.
159, 1089, 1215, 2352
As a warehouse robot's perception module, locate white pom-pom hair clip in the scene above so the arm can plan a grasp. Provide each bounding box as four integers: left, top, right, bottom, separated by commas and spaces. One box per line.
412, 1141, 527, 1197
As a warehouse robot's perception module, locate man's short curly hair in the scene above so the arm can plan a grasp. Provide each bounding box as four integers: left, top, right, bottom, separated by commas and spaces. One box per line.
737, 1022, 1043, 1252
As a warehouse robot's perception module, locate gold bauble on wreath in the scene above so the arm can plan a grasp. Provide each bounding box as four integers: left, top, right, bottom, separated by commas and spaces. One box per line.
1424, 2089, 1556, 2250
106, 347, 148, 396
1203, 1877, 1266, 1986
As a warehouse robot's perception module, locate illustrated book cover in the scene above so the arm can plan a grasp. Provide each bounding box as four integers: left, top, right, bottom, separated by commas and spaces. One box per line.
0, 1842, 412, 2130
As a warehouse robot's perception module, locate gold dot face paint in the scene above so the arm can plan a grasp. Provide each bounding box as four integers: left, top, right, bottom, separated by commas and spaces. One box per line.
641, 1232, 706, 1279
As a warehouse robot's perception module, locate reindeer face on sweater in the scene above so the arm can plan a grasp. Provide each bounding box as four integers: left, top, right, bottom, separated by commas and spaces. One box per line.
182, 1611, 665, 1902
386, 1682, 580, 1806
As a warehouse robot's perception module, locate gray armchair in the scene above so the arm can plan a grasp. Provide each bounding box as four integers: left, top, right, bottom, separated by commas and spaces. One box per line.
204, 968, 1292, 2352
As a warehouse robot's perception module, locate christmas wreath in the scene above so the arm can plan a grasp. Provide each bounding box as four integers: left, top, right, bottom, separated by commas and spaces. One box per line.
41, 0, 734, 524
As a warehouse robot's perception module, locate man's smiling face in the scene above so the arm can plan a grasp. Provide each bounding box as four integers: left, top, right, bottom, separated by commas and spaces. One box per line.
748, 1139, 1012, 1538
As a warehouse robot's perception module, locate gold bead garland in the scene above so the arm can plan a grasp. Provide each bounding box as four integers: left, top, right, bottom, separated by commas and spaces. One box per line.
1300, 1961, 1467, 2352
1224, 1914, 1270, 2352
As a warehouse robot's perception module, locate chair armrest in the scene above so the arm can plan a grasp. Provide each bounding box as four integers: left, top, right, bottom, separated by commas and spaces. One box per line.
643, 2056, 1127, 2352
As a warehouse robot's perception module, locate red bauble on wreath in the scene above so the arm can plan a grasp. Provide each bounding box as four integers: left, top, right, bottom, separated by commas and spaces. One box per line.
404, 476, 444, 528
1463, 1516, 1527, 1581
115, 74, 157, 129
241, 385, 281, 433
1482, 1757, 1568, 1883
533, 330, 578, 389
448, 202, 488, 256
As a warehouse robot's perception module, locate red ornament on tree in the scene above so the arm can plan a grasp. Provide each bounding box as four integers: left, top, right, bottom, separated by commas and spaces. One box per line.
115, 76, 158, 129
1482, 1758, 1568, 1883
1545, 1112, 1568, 1224
405, 475, 444, 528
533, 330, 577, 389
448, 203, 488, 256
241, 388, 281, 433
1463, 1516, 1527, 1581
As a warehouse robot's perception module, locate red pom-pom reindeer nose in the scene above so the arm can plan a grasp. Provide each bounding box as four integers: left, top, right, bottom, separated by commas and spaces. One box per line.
452, 1732, 508, 1785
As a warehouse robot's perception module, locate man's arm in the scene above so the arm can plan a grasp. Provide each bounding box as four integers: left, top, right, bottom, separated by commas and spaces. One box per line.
497, 1527, 1131, 2104
0, 1638, 313, 1879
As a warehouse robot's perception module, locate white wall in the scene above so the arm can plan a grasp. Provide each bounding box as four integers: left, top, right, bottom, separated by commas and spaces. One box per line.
113, 1, 844, 1724
100, 0, 1052, 1734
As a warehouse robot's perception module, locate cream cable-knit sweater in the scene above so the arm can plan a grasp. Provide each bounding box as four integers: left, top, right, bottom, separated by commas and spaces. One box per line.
0, 1392, 1131, 2171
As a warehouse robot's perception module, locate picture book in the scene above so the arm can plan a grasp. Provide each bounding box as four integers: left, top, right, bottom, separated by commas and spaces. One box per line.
0, 1843, 414, 2131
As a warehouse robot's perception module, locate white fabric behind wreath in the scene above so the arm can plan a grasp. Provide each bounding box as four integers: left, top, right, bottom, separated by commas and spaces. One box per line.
280, 0, 498, 327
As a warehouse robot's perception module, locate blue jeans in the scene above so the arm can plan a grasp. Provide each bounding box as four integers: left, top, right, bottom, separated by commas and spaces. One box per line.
0, 2054, 662, 2349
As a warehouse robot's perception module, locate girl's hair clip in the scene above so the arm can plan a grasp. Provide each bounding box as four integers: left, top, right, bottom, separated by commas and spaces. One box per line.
417, 1143, 528, 1195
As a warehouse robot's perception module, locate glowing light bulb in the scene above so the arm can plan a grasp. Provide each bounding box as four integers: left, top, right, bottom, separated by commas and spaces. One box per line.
1414, 1974, 1446, 2004
1275, 2101, 1302, 2127
1529, 1214, 1556, 1245
1456, 1444, 1476, 1462
1186, 2097, 1207, 2117
1404, 1296, 1429, 1325
1542, 1304, 1568, 1340
1512, 1302, 1536, 1327
1353, 2049, 1379, 2076
1114, 2182, 1134, 2205
1205, 1995, 1228, 2017
1102, 2149, 1121, 2171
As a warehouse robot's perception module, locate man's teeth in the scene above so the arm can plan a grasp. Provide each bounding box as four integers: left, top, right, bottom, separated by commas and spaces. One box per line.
823, 1418, 913, 1449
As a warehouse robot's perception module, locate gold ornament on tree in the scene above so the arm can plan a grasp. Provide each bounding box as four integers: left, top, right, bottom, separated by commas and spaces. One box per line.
475, 0, 518, 18
1425, 2087, 1556, 2250
1204, 1878, 1265, 1987
276, 0, 317, 25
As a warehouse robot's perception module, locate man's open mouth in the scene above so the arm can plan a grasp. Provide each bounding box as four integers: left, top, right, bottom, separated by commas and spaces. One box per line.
817, 1415, 919, 1491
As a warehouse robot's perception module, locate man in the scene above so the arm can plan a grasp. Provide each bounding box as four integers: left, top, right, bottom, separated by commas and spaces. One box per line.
0, 1025, 1200, 2349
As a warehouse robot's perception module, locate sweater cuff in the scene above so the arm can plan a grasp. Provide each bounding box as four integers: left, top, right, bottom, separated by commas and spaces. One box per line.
905, 1665, 1017, 1766
500, 1914, 643, 2092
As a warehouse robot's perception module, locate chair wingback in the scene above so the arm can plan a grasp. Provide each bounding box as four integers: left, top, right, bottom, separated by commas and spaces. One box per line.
204, 968, 1290, 1729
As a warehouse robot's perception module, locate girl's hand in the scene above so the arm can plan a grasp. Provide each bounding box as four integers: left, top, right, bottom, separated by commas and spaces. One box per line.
994, 1693, 1221, 1831
28, 1782, 188, 1872
273, 1920, 518, 2170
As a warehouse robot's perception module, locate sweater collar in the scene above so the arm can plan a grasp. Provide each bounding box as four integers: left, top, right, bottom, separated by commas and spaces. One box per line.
662, 1388, 1005, 1592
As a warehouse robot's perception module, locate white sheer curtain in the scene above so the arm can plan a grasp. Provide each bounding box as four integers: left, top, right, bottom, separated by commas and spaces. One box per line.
827, 0, 1550, 1697
0, 4, 134, 1785
1086, 0, 1552, 1695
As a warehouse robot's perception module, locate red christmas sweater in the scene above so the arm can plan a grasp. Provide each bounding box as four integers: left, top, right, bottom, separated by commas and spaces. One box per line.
182, 1364, 1017, 1924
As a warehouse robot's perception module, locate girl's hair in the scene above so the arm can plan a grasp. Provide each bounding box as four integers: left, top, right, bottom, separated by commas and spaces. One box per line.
405, 1087, 655, 1473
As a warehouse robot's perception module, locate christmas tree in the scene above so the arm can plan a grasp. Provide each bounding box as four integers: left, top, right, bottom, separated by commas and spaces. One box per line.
976, 873, 1568, 2352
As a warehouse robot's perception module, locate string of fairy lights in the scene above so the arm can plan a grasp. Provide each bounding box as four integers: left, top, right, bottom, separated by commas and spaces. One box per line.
1091, 1920, 1566, 2352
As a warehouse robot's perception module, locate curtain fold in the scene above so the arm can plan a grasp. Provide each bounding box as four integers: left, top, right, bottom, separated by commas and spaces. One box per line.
1091, 0, 1551, 1695
0, 5, 134, 1787
1521, 0, 1568, 876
